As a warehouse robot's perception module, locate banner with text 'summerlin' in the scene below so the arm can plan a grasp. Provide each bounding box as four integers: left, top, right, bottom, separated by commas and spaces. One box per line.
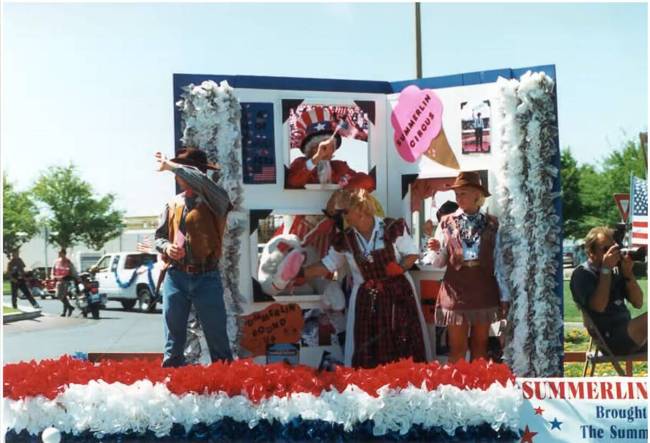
517, 378, 647, 442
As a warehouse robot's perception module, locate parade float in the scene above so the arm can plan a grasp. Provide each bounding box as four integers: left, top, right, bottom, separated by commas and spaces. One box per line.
5, 66, 647, 442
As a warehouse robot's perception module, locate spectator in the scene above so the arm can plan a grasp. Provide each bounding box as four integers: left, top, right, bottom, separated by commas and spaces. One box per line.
436, 200, 459, 223
52, 249, 78, 316
6, 250, 40, 310
570, 226, 647, 355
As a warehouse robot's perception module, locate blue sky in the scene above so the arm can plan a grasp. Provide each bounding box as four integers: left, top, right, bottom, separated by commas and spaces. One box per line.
2, 2, 647, 216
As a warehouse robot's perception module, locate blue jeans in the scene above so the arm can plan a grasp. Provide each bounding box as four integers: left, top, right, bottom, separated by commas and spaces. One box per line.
162, 268, 232, 366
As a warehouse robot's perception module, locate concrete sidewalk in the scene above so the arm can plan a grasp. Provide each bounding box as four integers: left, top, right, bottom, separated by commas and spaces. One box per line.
3, 308, 43, 323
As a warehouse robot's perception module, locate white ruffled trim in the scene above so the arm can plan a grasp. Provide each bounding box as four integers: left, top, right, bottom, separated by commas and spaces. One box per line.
3, 380, 522, 438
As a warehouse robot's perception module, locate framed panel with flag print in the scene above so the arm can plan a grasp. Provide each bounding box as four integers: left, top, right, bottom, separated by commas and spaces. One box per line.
282, 100, 375, 190
241, 102, 276, 184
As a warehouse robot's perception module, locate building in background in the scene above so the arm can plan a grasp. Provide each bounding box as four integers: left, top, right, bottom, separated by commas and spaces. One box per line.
18, 215, 159, 272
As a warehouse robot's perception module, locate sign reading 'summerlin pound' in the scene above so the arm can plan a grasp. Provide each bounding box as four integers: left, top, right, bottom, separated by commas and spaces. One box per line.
240, 303, 304, 356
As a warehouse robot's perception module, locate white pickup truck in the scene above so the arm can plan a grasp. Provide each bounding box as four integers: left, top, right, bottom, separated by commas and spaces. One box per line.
91, 252, 162, 311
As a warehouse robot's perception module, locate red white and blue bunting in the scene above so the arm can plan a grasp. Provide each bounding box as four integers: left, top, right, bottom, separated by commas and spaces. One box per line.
3, 357, 520, 441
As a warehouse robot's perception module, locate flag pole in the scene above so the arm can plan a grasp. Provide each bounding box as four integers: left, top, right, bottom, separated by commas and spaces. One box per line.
639, 132, 647, 173
628, 172, 634, 247
415, 2, 422, 79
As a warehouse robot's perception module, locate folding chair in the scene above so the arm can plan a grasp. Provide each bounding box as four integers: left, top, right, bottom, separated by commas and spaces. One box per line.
581, 310, 647, 377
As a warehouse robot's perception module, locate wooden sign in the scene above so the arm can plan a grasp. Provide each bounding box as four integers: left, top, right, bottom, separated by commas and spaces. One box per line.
240, 303, 304, 356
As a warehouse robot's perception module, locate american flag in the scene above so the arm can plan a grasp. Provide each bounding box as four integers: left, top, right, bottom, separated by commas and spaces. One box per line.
251, 165, 276, 183
630, 176, 648, 246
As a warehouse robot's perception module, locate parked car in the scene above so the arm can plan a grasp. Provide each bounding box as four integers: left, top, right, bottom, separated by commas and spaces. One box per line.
27, 267, 60, 298
562, 239, 586, 269
26, 267, 57, 298
31, 266, 52, 281
23, 271, 49, 299
75, 252, 103, 273
90, 252, 161, 312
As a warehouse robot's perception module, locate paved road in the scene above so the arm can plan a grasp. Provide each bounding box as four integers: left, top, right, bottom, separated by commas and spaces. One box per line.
3, 294, 164, 363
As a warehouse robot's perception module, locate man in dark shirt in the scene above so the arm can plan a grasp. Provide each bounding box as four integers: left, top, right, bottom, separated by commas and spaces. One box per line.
6, 250, 40, 310
570, 226, 646, 354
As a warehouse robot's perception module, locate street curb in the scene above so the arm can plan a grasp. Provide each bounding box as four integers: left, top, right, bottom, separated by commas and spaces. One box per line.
3, 310, 43, 323
564, 322, 585, 328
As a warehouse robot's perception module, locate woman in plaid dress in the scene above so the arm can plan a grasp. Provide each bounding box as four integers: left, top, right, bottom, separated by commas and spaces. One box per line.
303, 189, 432, 368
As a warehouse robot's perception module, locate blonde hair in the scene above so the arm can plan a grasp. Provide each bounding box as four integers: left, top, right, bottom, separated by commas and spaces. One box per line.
456, 185, 486, 208
584, 226, 614, 253
344, 189, 376, 217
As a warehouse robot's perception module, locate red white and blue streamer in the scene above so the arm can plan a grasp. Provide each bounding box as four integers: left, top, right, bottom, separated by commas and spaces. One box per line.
3, 357, 521, 441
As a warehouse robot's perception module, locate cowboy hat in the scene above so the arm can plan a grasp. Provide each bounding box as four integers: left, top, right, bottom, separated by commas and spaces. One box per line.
450, 171, 490, 196
171, 147, 220, 172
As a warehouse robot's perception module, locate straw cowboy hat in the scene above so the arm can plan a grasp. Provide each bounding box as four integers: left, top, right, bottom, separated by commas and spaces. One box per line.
450, 171, 490, 196
171, 147, 220, 173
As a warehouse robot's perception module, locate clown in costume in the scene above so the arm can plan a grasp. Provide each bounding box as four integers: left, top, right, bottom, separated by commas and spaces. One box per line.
282, 106, 384, 265
301, 189, 432, 368
286, 105, 375, 191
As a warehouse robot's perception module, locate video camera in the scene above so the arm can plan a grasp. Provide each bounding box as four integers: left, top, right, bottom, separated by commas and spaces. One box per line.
613, 223, 647, 262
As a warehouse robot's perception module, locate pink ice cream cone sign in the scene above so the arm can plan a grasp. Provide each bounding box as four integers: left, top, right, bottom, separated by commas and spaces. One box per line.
391, 85, 444, 162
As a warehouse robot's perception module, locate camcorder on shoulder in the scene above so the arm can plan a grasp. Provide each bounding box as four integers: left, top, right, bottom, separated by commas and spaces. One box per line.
613, 223, 647, 262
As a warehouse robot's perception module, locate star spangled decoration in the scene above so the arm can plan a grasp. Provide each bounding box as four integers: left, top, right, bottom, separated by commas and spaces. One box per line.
520, 425, 538, 443
549, 417, 563, 430
631, 176, 648, 245
633, 176, 647, 217
533, 406, 544, 415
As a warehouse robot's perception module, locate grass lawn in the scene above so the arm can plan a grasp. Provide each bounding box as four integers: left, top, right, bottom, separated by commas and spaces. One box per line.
3, 280, 9, 295
563, 278, 647, 323
563, 326, 647, 377
563, 276, 647, 377
3, 305, 20, 315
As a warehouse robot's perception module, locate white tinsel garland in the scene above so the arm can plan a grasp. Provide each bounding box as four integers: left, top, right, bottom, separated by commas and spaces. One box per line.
494, 71, 562, 377
176, 80, 246, 354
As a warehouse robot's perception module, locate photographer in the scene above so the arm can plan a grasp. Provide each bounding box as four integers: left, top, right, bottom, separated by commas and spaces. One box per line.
570, 226, 647, 355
